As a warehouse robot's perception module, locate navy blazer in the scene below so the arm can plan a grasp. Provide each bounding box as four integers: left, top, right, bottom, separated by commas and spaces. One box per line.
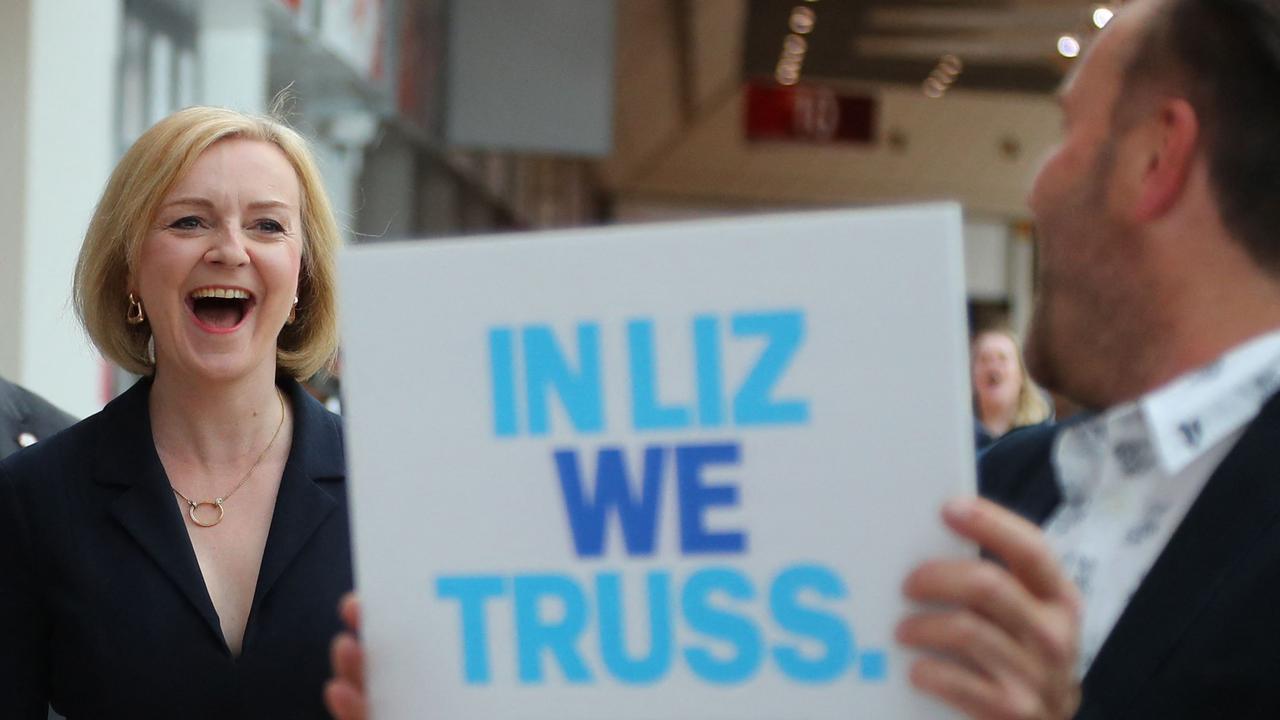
981, 392, 1280, 719
0, 377, 353, 719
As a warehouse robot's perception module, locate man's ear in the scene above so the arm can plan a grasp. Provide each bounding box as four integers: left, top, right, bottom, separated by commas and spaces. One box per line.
1131, 98, 1199, 221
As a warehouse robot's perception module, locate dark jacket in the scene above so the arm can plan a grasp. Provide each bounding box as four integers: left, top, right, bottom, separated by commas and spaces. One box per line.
0, 376, 352, 719
980, 392, 1280, 719
0, 376, 76, 459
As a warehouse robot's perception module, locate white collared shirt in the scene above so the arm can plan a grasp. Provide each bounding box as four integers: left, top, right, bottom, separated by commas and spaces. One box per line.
1046, 328, 1280, 676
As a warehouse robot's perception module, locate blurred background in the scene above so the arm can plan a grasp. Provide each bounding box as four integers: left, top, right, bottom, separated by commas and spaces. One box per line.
0, 0, 1114, 419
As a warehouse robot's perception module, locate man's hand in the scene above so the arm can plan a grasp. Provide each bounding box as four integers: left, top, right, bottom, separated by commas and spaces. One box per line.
325, 594, 369, 720
897, 497, 1082, 720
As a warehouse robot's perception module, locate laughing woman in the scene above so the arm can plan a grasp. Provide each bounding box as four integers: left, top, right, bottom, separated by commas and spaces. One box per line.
0, 107, 351, 719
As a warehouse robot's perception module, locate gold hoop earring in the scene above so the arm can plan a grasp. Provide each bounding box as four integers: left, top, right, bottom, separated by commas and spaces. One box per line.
286, 296, 298, 325
126, 293, 145, 325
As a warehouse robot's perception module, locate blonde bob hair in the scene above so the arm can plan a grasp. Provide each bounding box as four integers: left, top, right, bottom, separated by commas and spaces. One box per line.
971, 327, 1052, 429
73, 106, 340, 380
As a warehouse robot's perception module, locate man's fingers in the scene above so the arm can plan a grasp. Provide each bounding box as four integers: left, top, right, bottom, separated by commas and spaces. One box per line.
909, 655, 1045, 720
943, 497, 1080, 607
906, 558, 1078, 668
904, 558, 1046, 645
328, 596, 369, 720
324, 679, 369, 720
340, 593, 362, 633
331, 632, 366, 690
901, 497, 1084, 718
897, 609, 1044, 689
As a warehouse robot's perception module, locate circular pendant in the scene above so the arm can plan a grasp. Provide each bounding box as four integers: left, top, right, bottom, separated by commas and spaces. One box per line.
188, 499, 225, 528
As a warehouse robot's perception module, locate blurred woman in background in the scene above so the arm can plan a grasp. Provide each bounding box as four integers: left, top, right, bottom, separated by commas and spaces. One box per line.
0, 106, 350, 719
971, 326, 1052, 449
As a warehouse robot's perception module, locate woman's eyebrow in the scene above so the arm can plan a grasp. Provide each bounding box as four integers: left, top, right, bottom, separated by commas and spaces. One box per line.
160, 196, 215, 210
247, 200, 293, 211
159, 197, 293, 211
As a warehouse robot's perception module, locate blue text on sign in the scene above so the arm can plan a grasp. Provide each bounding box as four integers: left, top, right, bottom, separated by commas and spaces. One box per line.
488, 311, 810, 436
554, 442, 745, 557
435, 565, 886, 686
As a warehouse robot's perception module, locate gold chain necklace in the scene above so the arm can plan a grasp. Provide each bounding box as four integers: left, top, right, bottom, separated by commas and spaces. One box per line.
170, 388, 287, 528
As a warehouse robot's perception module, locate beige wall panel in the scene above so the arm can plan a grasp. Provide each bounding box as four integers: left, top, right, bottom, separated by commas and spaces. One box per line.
620, 85, 1060, 218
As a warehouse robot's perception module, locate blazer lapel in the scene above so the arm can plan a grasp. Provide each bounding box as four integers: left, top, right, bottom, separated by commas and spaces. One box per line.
1080, 394, 1280, 714
95, 380, 226, 647
250, 379, 342, 611
1005, 455, 1061, 526
979, 420, 1070, 526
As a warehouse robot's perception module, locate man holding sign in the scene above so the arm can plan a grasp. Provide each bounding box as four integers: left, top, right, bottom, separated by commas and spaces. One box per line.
903, 0, 1280, 718
329, 0, 1280, 718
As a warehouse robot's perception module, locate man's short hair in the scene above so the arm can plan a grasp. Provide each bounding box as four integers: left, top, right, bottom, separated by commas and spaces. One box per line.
1121, 0, 1280, 272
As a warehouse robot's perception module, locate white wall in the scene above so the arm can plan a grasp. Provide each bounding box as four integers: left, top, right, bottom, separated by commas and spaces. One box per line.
200, 0, 267, 113
613, 200, 1031, 311
0, 0, 32, 383
2, 0, 121, 417
1008, 224, 1037, 336
964, 219, 1010, 300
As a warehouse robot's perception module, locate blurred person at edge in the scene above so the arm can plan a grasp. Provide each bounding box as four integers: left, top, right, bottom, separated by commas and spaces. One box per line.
328, 0, 1280, 718
0, 106, 352, 719
972, 327, 1052, 450
0, 377, 75, 458
0, 375, 75, 720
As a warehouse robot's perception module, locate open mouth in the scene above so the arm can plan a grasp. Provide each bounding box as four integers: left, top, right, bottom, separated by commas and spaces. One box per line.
187, 287, 256, 333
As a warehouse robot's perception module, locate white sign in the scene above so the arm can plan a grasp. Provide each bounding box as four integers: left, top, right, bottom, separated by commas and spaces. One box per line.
340, 205, 974, 719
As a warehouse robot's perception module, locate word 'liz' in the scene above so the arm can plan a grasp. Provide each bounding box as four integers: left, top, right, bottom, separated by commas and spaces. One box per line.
488, 311, 809, 436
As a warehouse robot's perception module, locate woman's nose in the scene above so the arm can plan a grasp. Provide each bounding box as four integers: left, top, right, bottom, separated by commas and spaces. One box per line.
205, 225, 250, 266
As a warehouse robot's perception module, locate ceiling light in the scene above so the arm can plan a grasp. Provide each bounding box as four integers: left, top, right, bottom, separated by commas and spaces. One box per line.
783, 34, 808, 56
938, 54, 964, 76
1092, 6, 1115, 29
775, 11, 813, 86
922, 54, 962, 97
1057, 35, 1082, 59
923, 74, 950, 98
789, 6, 816, 35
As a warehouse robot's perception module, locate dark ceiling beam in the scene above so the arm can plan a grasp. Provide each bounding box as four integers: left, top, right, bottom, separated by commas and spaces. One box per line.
744, 0, 1076, 94
670, 0, 697, 125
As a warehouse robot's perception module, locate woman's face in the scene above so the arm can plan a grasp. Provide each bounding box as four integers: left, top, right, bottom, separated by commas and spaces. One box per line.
972, 332, 1023, 408
133, 138, 303, 383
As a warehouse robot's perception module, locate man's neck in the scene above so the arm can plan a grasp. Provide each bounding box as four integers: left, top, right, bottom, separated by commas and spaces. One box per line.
1091, 257, 1280, 409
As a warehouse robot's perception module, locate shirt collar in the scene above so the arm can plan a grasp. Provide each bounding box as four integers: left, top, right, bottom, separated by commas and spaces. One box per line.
1142, 329, 1280, 475
1061, 327, 1280, 480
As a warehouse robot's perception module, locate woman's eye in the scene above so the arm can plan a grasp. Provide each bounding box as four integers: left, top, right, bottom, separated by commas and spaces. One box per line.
254, 219, 285, 233
169, 216, 202, 230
